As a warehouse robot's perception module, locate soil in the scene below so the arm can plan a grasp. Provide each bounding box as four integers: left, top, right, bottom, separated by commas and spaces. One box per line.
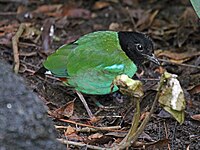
0, 0, 199, 149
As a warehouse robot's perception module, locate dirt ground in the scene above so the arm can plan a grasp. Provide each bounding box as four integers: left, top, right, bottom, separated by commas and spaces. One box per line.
0, 0, 200, 149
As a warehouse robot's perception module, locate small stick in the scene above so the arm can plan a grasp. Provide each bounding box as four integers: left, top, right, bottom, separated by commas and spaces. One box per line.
57, 138, 106, 150
164, 121, 171, 150
0, 12, 17, 15
55, 125, 122, 133
158, 58, 200, 69
12, 23, 26, 73
59, 118, 125, 132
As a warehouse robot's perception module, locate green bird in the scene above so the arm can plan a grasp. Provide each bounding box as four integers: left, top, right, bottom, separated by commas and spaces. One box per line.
37, 31, 159, 118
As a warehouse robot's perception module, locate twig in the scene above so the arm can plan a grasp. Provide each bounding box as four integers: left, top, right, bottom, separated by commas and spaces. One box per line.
164, 121, 171, 150
59, 119, 125, 132
158, 58, 200, 69
19, 51, 37, 57
57, 138, 106, 150
0, 12, 17, 15
12, 23, 26, 73
55, 125, 122, 133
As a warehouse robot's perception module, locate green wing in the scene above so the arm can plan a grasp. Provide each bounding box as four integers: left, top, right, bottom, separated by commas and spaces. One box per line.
43, 31, 137, 95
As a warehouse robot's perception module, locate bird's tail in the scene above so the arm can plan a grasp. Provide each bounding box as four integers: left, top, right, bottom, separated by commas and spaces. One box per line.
34, 67, 48, 78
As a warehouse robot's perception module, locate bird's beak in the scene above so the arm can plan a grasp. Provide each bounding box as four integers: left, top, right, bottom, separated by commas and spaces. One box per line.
144, 54, 160, 65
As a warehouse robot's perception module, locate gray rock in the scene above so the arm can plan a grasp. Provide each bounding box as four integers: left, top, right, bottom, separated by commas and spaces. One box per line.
0, 61, 65, 150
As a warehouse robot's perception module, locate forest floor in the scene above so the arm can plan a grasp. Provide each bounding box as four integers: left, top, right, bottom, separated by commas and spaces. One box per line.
0, 0, 200, 149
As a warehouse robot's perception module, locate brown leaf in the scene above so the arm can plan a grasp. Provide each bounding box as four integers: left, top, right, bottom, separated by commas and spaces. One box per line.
62, 6, 91, 19
64, 125, 76, 135
51, 99, 75, 118
177, 7, 199, 47
133, 139, 169, 149
0, 22, 18, 45
155, 66, 165, 74
109, 22, 120, 31
179, 7, 199, 28
136, 10, 159, 30
87, 134, 113, 145
144, 139, 169, 149
92, 1, 110, 10
88, 133, 103, 140
191, 114, 200, 121
65, 133, 84, 142
33, 4, 62, 14
0, 24, 18, 36
17, 5, 27, 14
140, 111, 150, 122
189, 84, 200, 95
122, 0, 138, 6
155, 50, 200, 63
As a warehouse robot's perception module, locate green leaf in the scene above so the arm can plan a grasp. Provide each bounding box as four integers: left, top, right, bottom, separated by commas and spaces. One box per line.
190, 0, 200, 18
112, 74, 143, 97
163, 106, 185, 124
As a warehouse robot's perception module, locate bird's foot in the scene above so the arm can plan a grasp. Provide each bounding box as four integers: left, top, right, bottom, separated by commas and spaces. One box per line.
92, 98, 117, 109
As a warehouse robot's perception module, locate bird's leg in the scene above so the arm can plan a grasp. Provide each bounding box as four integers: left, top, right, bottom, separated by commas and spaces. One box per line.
92, 98, 116, 109
75, 91, 95, 119
135, 70, 144, 79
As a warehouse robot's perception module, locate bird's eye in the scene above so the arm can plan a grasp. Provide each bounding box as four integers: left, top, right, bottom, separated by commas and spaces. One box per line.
136, 44, 143, 51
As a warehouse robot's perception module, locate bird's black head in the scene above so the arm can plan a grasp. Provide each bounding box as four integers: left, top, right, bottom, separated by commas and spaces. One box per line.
118, 31, 160, 66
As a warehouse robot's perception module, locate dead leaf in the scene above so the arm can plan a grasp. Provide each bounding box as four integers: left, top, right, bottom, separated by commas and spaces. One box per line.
145, 139, 169, 149
136, 10, 159, 30
188, 84, 200, 95
0, 33, 13, 45
177, 28, 193, 48
191, 114, 200, 121
65, 133, 84, 142
109, 22, 120, 30
133, 139, 169, 149
177, 7, 199, 47
33, 4, 62, 14
62, 5, 91, 19
158, 72, 186, 124
138, 132, 153, 141
179, 7, 199, 28
87, 134, 113, 145
34, 4, 91, 19
63, 125, 83, 141
51, 99, 75, 118
88, 133, 103, 140
140, 112, 150, 122
65, 125, 76, 135
155, 50, 200, 63
92, 1, 110, 10
122, 0, 138, 6
155, 66, 165, 74
0, 24, 18, 36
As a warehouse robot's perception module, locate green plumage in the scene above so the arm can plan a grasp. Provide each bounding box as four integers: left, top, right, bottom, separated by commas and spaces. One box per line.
43, 31, 137, 95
